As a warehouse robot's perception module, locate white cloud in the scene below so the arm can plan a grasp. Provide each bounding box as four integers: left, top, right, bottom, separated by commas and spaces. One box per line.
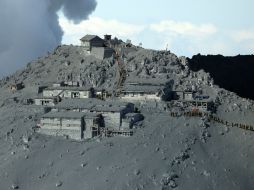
148, 19, 219, 56
59, 16, 145, 45
231, 29, 254, 42
59, 14, 253, 56
150, 20, 217, 39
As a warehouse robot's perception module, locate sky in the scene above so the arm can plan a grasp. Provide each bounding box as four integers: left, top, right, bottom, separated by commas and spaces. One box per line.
60, 0, 254, 56
0, 0, 253, 78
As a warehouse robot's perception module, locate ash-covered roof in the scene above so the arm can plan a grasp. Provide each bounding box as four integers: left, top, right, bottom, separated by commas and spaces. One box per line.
41, 111, 99, 119
91, 105, 127, 112
45, 86, 93, 91
125, 79, 169, 85
55, 98, 132, 112
80, 35, 104, 42
55, 99, 100, 110
122, 84, 165, 93
34, 95, 57, 100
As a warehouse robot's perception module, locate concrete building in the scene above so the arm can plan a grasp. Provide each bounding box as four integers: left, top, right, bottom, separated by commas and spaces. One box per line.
38, 111, 103, 140
42, 87, 94, 99
90, 103, 134, 130
121, 83, 171, 101
34, 96, 61, 106
80, 35, 105, 52
80, 34, 114, 60
91, 47, 114, 60
52, 99, 135, 130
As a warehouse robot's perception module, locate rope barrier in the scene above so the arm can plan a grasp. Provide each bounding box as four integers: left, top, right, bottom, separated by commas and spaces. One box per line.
170, 111, 254, 132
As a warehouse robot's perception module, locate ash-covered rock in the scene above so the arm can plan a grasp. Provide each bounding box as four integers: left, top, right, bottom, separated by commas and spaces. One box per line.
160, 172, 179, 188
0, 40, 254, 190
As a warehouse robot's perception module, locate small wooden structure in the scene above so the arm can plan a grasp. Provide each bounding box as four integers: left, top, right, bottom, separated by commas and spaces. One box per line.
181, 99, 211, 112
10, 83, 24, 92
173, 90, 195, 101
100, 128, 133, 137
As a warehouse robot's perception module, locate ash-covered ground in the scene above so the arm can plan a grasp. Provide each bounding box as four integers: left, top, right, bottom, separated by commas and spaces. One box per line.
0, 45, 254, 190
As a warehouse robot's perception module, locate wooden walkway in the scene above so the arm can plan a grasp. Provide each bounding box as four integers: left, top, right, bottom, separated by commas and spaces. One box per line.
114, 52, 127, 97
170, 111, 254, 132
100, 128, 133, 137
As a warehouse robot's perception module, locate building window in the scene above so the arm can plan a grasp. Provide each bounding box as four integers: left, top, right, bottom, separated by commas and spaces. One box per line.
72, 92, 80, 98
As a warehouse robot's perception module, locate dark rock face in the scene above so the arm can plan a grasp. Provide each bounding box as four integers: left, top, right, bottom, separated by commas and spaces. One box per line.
188, 54, 254, 100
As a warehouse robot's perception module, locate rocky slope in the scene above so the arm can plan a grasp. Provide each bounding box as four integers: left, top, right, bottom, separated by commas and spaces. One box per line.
0, 45, 254, 190
188, 54, 254, 100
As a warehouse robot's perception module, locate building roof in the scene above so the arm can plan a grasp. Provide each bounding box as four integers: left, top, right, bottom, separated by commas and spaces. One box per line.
80, 35, 97, 41
55, 99, 99, 110
42, 111, 99, 119
45, 86, 93, 91
91, 105, 127, 112
55, 98, 131, 111
80, 35, 104, 42
125, 79, 169, 85
124, 113, 143, 119
122, 84, 165, 94
34, 95, 57, 100
52, 81, 65, 84
125, 82, 165, 86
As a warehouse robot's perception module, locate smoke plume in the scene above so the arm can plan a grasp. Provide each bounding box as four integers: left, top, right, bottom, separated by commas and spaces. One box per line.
0, 0, 97, 77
